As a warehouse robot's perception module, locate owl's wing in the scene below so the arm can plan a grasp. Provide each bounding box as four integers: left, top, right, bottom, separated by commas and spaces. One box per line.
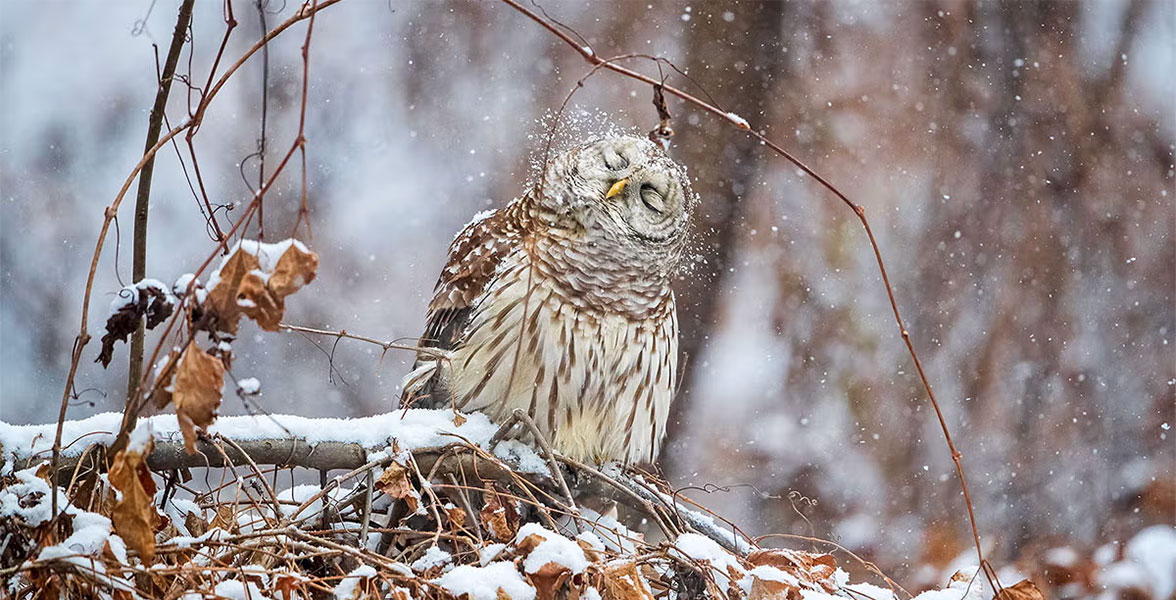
402, 207, 520, 408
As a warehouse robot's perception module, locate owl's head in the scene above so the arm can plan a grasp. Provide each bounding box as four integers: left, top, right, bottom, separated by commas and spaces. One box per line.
538, 135, 695, 250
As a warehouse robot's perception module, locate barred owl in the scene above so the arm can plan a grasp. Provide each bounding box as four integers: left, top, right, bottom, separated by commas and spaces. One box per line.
402, 135, 695, 464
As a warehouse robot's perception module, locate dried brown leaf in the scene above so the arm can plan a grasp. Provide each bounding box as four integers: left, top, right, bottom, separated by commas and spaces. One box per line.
108, 441, 158, 561
599, 561, 654, 600
203, 246, 260, 334
996, 580, 1045, 600
149, 347, 182, 409
184, 509, 207, 539
210, 504, 239, 534
576, 537, 603, 564
237, 271, 284, 331
748, 549, 839, 592
275, 573, 309, 600
96, 283, 176, 368
529, 561, 574, 600
443, 504, 467, 530
172, 341, 224, 454
375, 461, 419, 514
203, 241, 318, 334
268, 243, 319, 298
748, 575, 794, 600
515, 533, 545, 555
480, 485, 519, 542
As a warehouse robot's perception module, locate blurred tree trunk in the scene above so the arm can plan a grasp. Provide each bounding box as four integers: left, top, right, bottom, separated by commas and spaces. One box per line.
662, 2, 789, 473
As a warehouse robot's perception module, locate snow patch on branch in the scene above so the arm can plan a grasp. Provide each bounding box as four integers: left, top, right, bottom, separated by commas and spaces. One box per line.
0, 409, 512, 472
106, 278, 175, 319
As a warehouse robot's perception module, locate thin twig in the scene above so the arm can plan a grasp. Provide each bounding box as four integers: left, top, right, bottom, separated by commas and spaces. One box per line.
278, 322, 449, 360
507, 408, 583, 532
360, 469, 374, 547
218, 434, 283, 523
126, 0, 196, 413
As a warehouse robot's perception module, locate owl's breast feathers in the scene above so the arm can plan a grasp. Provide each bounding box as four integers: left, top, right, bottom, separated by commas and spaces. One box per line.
403, 198, 678, 464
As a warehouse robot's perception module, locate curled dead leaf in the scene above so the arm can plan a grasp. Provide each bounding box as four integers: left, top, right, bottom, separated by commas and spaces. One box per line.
996, 580, 1045, 600
96, 280, 176, 368
149, 347, 182, 410
515, 531, 580, 599
268, 242, 319, 297
748, 575, 793, 600
599, 561, 653, 600
210, 504, 240, 534
172, 341, 225, 454
33, 462, 52, 482
204, 247, 264, 334
528, 561, 574, 600
576, 537, 603, 564
108, 441, 158, 561
748, 549, 839, 592
375, 461, 420, 514
274, 572, 313, 600
203, 240, 318, 334
443, 504, 467, 530
480, 485, 519, 542
515, 533, 544, 555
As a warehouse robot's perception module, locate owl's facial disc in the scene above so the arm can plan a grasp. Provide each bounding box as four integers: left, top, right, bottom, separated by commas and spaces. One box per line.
559, 135, 692, 247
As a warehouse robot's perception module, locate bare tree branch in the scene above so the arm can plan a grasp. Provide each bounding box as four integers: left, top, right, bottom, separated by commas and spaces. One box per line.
126, 0, 196, 440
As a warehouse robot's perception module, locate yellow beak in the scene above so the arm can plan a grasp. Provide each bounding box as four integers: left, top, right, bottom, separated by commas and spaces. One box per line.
605, 178, 629, 199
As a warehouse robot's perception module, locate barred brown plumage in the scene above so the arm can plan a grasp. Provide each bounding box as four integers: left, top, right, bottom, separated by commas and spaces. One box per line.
402, 135, 696, 464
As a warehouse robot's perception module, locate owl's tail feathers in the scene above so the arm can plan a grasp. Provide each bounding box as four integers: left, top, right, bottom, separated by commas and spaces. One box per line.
399, 352, 451, 409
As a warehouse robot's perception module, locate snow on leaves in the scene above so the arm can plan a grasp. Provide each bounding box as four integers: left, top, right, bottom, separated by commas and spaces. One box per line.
95, 239, 317, 454
334, 565, 383, 600
2, 466, 134, 594
743, 548, 841, 600
167, 239, 316, 452
96, 279, 176, 367
97, 239, 317, 368
3, 439, 1084, 600
203, 238, 318, 333
514, 523, 589, 600
599, 560, 655, 600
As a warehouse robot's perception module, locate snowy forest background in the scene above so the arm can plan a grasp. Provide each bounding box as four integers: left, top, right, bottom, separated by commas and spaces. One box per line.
1, 0, 1172, 578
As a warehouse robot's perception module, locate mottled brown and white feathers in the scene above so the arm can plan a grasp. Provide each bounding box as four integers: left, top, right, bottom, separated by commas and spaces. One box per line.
402, 135, 695, 464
